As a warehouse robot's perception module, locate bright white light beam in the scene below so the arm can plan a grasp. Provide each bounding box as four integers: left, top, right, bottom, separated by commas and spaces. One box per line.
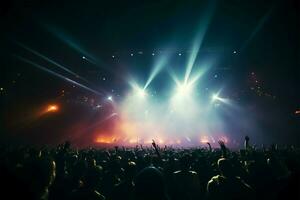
16, 42, 90, 83
184, 2, 215, 84
176, 83, 193, 97
137, 88, 146, 98
129, 80, 148, 98
15, 55, 102, 96
144, 55, 169, 90
212, 94, 220, 101
212, 93, 228, 103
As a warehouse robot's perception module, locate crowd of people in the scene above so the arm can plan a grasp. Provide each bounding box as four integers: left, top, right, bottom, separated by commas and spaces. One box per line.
1, 136, 299, 200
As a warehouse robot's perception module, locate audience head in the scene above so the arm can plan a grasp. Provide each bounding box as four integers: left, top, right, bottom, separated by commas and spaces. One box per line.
217, 158, 234, 177
134, 167, 168, 200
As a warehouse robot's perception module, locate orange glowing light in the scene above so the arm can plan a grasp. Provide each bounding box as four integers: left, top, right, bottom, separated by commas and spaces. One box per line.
95, 136, 117, 144
200, 136, 210, 143
120, 122, 138, 136
46, 104, 58, 112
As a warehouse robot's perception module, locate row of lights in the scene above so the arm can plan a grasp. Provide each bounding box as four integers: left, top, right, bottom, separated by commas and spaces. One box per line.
109, 50, 238, 59
83, 50, 238, 60
82, 53, 181, 60
110, 52, 183, 58
106, 84, 222, 103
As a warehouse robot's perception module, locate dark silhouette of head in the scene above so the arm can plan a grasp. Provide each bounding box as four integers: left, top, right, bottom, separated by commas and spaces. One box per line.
24, 157, 56, 200
124, 161, 137, 181
83, 165, 103, 189
217, 158, 234, 177
134, 167, 168, 200
179, 154, 192, 171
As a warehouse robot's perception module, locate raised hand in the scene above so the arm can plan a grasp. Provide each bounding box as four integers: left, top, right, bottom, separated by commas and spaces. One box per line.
152, 139, 161, 159
245, 136, 250, 141
218, 140, 227, 157
207, 142, 212, 152
244, 136, 250, 150
218, 140, 225, 149
63, 141, 71, 151
152, 139, 157, 148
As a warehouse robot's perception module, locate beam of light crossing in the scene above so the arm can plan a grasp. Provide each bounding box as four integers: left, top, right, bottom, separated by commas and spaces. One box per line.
167, 68, 180, 86
240, 4, 276, 52
184, 1, 216, 84
83, 112, 118, 133
44, 24, 99, 64
82, 56, 97, 65
15, 55, 103, 96
184, 37, 202, 84
144, 55, 169, 89
15, 42, 90, 83
176, 82, 193, 97
44, 24, 120, 78
43, 25, 128, 84
211, 91, 231, 105
212, 94, 220, 101
129, 79, 147, 98
188, 64, 211, 86
168, 68, 198, 99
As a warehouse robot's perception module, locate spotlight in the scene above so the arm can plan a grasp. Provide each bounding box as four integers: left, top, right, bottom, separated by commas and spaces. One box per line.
82, 56, 86, 59
212, 94, 219, 101
152, 52, 155, 56
176, 83, 192, 97
178, 53, 182, 56
137, 89, 146, 98
107, 96, 113, 101
133, 87, 147, 99
129, 80, 147, 99
211, 93, 228, 104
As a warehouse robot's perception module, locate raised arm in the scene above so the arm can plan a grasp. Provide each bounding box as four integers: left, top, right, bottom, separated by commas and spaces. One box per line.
244, 136, 250, 150
218, 140, 227, 158
207, 142, 212, 152
152, 139, 161, 159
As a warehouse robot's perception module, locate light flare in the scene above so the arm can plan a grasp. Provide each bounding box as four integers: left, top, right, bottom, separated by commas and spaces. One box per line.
46, 104, 59, 112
